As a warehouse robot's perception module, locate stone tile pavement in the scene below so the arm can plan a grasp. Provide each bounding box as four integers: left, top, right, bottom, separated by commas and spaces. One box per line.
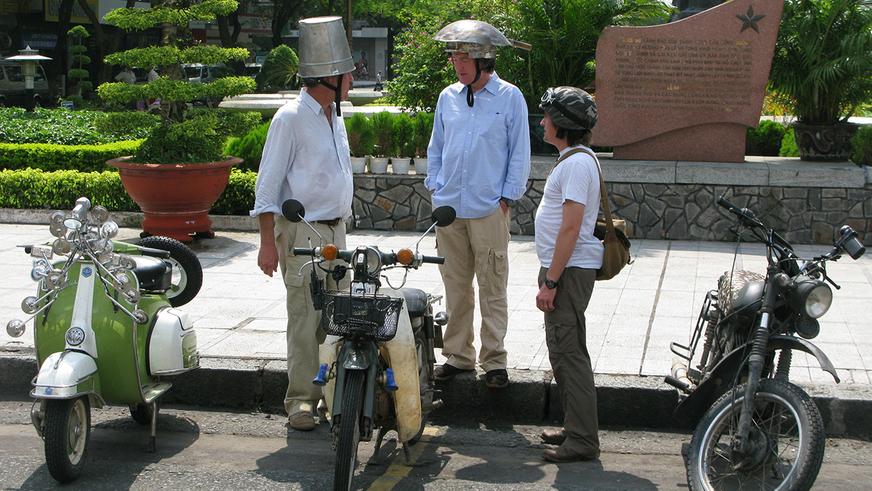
2, 223, 871, 388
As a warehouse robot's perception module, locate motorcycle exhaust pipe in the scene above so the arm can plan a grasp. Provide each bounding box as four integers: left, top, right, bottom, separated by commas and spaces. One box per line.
664, 361, 693, 393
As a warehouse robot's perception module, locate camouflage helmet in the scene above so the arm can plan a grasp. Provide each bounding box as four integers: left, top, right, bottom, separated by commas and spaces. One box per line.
433, 20, 512, 59
539, 86, 597, 131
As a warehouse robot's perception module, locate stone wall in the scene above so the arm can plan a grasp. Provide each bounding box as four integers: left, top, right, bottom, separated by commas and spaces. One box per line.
352, 156, 872, 245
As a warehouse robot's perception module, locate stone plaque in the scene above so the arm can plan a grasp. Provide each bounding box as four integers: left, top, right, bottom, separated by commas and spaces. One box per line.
592, 0, 784, 162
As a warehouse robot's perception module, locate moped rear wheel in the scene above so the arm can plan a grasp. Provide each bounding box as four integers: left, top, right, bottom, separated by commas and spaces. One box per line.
43, 397, 90, 483
687, 378, 824, 491
334, 369, 365, 491
138, 236, 203, 307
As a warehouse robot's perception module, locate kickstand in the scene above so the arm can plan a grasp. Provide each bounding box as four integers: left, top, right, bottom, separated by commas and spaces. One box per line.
147, 400, 157, 453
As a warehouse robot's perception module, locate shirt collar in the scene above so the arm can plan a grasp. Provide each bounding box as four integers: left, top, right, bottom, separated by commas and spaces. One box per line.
451, 71, 502, 96
559, 144, 591, 157
299, 89, 332, 117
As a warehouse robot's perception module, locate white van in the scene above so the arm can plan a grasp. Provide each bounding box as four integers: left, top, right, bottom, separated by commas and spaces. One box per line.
0, 61, 50, 107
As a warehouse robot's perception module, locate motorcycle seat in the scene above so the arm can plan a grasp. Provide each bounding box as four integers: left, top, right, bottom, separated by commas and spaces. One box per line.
398, 288, 428, 317
132, 256, 172, 292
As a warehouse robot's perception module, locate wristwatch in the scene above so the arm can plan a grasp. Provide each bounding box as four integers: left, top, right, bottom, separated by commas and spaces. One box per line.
544, 278, 558, 289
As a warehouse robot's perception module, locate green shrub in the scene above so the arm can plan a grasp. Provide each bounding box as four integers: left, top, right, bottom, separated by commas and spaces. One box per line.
392, 113, 415, 157
0, 168, 257, 215
0, 140, 141, 172
850, 125, 872, 166
256, 45, 300, 92
223, 122, 269, 171
746, 120, 787, 156
780, 128, 800, 157
134, 114, 223, 164
344, 113, 375, 157
370, 112, 394, 158
0, 169, 135, 210
95, 112, 161, 141
412, 112, 434, 157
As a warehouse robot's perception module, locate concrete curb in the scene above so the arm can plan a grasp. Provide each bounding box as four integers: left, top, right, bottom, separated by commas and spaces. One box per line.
3, 353, 871, 440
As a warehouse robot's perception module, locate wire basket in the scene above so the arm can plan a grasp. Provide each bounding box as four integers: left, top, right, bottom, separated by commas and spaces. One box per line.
321, 292, 404, 341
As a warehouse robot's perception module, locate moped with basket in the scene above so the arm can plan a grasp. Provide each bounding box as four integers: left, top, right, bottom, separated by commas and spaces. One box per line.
6, 197, 203, 483
666, 196, 865, 490
281, 199, 454, 491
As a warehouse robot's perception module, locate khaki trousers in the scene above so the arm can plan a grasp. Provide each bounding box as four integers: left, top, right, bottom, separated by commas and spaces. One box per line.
275, 216, 346, 415
436, 209, 510, 372
538, 266, 599, 457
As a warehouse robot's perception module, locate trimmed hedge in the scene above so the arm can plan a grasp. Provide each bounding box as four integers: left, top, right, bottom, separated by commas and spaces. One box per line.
0, 141, 142, 172
0, 168, 257, 215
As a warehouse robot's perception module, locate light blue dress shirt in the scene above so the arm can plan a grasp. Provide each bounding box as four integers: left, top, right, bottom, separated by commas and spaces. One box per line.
425, 73, 531, 219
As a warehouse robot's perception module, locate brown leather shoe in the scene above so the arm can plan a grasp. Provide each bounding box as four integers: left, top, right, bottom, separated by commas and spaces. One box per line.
434, 363, 474, 381
540, 428, 566, 445
542, 446, 599, 463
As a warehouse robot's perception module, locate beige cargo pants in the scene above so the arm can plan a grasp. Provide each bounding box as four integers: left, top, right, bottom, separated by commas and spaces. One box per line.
435, 209, 510, 372
275, 215, 346, 416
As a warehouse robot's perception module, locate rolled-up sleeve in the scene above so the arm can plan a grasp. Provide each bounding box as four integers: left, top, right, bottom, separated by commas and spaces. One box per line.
501, 90, 531, 200
424, 94, 445, 192
251, 116, 294, 217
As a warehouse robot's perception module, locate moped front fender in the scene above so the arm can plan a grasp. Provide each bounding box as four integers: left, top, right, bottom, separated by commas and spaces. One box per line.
31, 351, 104, 406
674, 335, 837, 423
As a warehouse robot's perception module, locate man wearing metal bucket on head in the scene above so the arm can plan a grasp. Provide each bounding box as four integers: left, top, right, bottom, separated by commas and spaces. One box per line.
427, 20, 531, 389
252, 16, 355, 431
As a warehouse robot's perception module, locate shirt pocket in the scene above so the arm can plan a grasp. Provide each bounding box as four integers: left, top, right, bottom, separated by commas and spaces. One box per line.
477, 112, 509, 141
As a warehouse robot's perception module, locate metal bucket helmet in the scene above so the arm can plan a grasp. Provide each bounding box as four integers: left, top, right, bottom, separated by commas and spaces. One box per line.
434, 19, 518, 107
298, 16, 354, 115
539, 86, 598, 131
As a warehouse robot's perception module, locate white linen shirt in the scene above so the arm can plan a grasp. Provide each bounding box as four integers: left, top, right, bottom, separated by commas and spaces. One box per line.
250, 90, 353, 221
534, 146, 604, 269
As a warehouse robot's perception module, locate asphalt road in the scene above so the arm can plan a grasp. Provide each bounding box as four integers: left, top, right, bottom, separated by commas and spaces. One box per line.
0, 400, 870, 490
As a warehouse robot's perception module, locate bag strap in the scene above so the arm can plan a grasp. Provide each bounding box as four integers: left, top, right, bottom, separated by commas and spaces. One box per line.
554, 147, 616, 237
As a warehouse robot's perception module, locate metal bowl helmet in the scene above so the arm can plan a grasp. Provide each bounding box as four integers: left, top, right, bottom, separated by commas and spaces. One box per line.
539, 86, 598, 131
298, 16, 354, 115
433, 19, 512, 59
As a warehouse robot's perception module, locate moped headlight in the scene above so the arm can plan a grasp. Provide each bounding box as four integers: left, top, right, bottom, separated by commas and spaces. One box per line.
49, 221, 66, 238
6, 319, 25, 338
793, 279, 832, 319
30, 260, 50, 282
65, 327, 85, 346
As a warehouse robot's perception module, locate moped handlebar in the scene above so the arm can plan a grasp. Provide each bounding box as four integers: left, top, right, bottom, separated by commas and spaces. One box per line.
717, 196, 765, 229
420, 255, 445, 265
292, 247, 444, 267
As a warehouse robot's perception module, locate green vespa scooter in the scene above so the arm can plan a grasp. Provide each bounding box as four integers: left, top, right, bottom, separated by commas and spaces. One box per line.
5, 197, 203, 483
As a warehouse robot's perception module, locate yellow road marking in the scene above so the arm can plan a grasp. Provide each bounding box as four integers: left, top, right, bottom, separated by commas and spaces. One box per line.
367, 426, 439, 491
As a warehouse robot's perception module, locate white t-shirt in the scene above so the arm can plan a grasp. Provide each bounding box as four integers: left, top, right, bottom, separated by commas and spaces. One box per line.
534, 146, 604, 269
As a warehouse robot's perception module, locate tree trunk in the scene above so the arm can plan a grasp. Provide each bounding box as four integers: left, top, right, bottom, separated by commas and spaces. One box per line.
271, 0, 299, 48
50, 0, 75, 98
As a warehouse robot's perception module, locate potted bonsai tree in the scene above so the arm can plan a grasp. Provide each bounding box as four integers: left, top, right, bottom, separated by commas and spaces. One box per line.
344, 112, 374, 173
411, 112, 433, 174
769, 0, 872, 161
390, 112, 414, 174
98, 0, 256, 241
369, 111, 393, 174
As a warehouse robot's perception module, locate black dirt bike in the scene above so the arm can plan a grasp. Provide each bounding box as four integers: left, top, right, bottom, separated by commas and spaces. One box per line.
666, 196, 865, 490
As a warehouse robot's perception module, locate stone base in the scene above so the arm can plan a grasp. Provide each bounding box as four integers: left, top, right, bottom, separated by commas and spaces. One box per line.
612, 124, 746, 163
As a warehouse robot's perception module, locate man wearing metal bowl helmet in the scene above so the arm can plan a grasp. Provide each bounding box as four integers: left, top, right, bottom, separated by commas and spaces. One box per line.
427, 19, 531, 389
534, 86, 603, 463
251, 16, 354, 432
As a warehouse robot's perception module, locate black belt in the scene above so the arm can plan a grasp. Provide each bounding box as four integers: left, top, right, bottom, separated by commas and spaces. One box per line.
315, 218, 341, 227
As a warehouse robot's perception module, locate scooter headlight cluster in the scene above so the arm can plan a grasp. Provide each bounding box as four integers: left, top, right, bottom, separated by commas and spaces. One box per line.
30, 260, 51, 282
65, 327, 85, 346
90, 206, 109, 224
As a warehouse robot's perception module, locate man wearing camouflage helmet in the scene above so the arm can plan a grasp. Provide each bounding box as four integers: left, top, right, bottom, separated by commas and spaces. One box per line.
426, 19, 531, 389
534, 86, 603, 462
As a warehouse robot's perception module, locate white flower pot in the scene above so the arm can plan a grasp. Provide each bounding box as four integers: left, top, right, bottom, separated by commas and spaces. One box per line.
369, 157, 389, 174
413, 157, 427, 175
391, 157, 411, 175
350, 156, 367, 173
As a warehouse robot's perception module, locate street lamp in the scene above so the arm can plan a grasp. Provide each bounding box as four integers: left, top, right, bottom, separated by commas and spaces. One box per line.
5, 46, 52, 111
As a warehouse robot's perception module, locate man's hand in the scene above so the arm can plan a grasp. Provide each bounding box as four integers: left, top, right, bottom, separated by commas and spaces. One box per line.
536, 284, 556, 312
500, 199, 510, 215
258, 241, 279, 277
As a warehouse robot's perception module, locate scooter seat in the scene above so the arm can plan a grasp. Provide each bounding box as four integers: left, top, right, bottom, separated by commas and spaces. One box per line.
399, 288, 428, 317
132, 256, 172, 292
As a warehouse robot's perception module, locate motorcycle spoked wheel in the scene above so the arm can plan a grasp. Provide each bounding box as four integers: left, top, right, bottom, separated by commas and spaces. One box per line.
43, 397, 90, 483
686, 378, 825, 491
334, 369, 365, 491
137, 236, 203, 307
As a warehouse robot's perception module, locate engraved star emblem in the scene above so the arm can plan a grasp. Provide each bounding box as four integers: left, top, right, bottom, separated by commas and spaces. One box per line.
736, 5, 765, 33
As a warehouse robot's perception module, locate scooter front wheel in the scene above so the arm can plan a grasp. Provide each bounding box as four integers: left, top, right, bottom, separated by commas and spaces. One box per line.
43, 397, 90, 483
335, 369, 365, 491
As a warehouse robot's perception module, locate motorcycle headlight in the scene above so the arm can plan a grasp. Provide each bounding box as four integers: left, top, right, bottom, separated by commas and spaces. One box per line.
793, 278, 832, 319
65, 327, 85, 346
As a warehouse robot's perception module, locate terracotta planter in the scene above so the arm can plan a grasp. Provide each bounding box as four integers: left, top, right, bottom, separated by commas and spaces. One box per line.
108, 156, 241, 242
794, 123, 859, 162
